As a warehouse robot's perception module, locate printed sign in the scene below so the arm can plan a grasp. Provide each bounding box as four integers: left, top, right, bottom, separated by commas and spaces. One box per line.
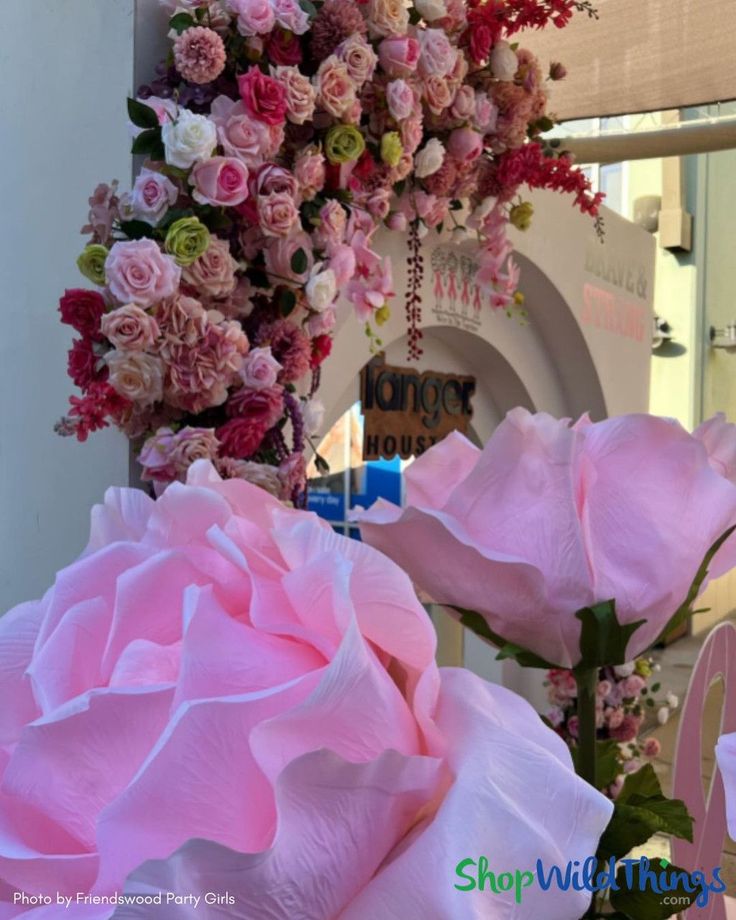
360, 356, 475, 461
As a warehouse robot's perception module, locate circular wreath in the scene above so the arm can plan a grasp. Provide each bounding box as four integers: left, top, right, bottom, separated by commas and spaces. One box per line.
56, 0, 602, 503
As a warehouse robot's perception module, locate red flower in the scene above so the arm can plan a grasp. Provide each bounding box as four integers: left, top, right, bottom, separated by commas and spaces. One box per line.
67, 338, 104, 390
67, 382, 129, 442
466, 21, 494, 64
59, 289, 106, 340
237, 67, 288, 126
266, 28, 303, 66
216, 417, 269, 459
226, 384, 285, 429
310, 334, 332, 369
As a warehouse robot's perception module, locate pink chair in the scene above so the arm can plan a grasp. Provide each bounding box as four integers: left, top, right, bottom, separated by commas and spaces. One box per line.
672, 621, 736, 918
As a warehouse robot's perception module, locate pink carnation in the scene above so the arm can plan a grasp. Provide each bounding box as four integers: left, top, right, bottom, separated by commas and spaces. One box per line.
174, 26, 227, 84
216, 416, 270, 458
256, 319, 311, 383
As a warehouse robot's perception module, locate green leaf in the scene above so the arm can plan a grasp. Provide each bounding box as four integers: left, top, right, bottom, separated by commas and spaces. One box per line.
574, 600, 646, 671
169, 12, 195, 33
127, 98, 160, 130
131, 128, 165, 160
453, 608, 559, 669
290, 248, 308, 275
119, 220, 155, 240
610, 861, 698, 919
297, 0, 318, 19
654, 524, 736, 645
277, 288, 297, 316
597, 770, 693, 862
617, 764, 661, 804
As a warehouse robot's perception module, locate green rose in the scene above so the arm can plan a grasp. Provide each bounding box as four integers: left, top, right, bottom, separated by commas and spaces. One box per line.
77, 244, 109, 286
380, 132, 403, 168
324, 125, 366, 165
509, 201, 534, 232
164, 217, 211, 266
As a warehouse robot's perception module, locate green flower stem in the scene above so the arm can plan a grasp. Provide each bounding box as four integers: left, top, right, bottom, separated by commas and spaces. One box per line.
574, 667, 598, 790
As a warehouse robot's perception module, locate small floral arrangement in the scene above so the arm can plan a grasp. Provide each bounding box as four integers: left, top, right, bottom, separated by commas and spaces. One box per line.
56, 0, 601, 497
547, 658, 680, 798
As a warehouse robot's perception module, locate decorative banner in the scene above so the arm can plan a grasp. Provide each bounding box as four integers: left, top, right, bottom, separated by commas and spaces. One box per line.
524, 0, 736, 120
360, 357, 475, 461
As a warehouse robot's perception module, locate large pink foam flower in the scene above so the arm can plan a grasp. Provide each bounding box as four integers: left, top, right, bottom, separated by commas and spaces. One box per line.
355, 409, 736, 669
716, 734, 736, 841
0, 462, 610, 917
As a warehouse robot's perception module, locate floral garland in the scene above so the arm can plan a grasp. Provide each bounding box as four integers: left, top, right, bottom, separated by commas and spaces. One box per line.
55, 0, 602, 501
546, 658, 680, 799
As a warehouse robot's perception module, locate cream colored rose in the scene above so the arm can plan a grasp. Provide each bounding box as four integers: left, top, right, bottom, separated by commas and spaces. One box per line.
101, 304, 160, 351
271, 66, 316, 125
414, 138, 445, 178
367, 0, 410, 38
336, 35, 378, 86
415, 0, 446, 20
422, 75, 453, 115
182, 236, 239, 299
491, 41, 518, 81
305, 268, 337, 312
106, 350, 164, 405
316, 57, 357, 120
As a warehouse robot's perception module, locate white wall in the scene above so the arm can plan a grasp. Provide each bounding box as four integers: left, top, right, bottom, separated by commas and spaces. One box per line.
0, 0, 134, 611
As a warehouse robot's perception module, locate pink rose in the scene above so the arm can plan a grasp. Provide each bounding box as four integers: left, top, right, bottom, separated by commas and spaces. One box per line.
106, 349, 165, 404
326, 243, 356, 287
229, 0, 275, 35
238, 66, 288, 126
316, 56, 357, 120
239, 346, 282, 390
378, 35, 420, 77
313, 199, 347, 252
169, 426, 221, 475
621, 675, 646, 698
694, 413, 736, 484
417, 28, 457, 77
265, 231, 314, 285
271, 65, 316, 125
100, 304, 160, 351
447, 126, 484, 162
254, 163, 300, 200
272, 0, 309, 33
210, 95, 278, 167
182, 236, 239, 299
355, 410, 736, 669
474, 91, 498, 134
451, 84, 476, 122
386, 79, 414, 122
367, 0, 409, 37
422, 74, 453, 115
257, 191, 299, 237
105, 239, 181, 308
336, 35, 378, 86
306, 304, 337, 337
130, 168, 178, 225
294, 149, 326, 200
138, 426, 178, 481
0, 465, 610, 915
386, 211, 408, 232
399, 112, 424, 155
192, 156, 250, 207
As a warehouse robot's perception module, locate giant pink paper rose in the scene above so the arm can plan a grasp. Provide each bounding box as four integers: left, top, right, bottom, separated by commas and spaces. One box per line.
355, 409, 736, 669
716, 734, 736, 841
0, 462, 610, 918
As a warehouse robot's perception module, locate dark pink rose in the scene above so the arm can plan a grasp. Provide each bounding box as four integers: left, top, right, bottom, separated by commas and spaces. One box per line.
238, 67, 288, 127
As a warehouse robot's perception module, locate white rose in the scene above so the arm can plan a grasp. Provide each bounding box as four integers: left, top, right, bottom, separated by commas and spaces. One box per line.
305, 268, 337, 312
162, 110, 217, 169
657, 706, 670, 726
302, 398, 326, 437
613, 662, 636, 679
414, 0, 446, 21
666, 693, 679, 709
490, 41, 518, 82
414, 138, 445, 179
